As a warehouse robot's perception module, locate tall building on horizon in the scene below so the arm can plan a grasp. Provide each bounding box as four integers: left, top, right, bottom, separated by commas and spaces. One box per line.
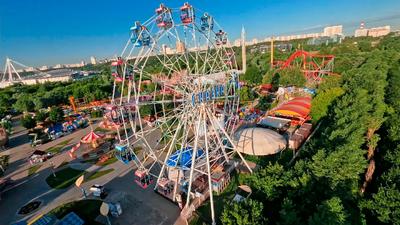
90, 56, 97, 65
323, 25, 343, 37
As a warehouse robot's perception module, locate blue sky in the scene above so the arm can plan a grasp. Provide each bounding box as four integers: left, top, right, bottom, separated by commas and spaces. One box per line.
1, 0, 400, 68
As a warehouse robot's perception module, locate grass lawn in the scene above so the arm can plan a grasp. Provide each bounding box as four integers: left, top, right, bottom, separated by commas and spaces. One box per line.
28, 164, 42, 176
49, 199, 102, 225
194, 172, 242, 225
85, 169, 115, 182
46, 167, 85, 189
46, 138, 73, 154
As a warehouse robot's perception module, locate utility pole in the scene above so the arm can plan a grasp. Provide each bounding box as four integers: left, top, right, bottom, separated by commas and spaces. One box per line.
50, 161, 56, 178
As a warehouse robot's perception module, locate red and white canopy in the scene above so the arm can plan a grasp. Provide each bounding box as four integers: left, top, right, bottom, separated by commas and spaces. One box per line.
81, 130, 104, 144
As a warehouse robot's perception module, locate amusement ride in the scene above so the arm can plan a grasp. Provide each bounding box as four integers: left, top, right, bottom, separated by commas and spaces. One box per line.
107, 2, 252, 224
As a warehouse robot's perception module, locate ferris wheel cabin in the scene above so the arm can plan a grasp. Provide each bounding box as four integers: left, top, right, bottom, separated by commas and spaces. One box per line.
216, 30, 228, 45
200, 13, 214, 31
180, 2, 194, 25
115, 143, 136, 164
134, 169, 153, 189
130, 21, 151, 47
156, 4, 173, 29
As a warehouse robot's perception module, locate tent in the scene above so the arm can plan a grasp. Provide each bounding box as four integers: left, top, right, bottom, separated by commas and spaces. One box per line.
166, 147, 205, 170
235, 127, 287, 156
68, 130, 105, 159
269, 97, 311, 122
81, 130, 104, 144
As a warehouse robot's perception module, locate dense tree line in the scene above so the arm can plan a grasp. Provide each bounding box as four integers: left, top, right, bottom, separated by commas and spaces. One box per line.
0, 69, 112, 116
221, 34, 400, 225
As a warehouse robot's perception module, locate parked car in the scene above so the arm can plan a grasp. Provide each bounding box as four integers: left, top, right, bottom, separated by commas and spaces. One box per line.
90, 184, 106, 198
49, 131, 64, 140
29, 132, 50, 147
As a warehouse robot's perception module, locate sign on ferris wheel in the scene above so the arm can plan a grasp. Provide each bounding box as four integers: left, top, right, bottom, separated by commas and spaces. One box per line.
105, 2, 252, 224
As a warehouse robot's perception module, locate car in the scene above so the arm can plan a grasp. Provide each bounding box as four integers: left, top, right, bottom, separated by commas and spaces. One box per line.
50, 131, 64, 140
89, 184, 106, 197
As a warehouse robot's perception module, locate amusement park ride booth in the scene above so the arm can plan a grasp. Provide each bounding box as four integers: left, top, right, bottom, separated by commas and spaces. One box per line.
68, 130, 106, 159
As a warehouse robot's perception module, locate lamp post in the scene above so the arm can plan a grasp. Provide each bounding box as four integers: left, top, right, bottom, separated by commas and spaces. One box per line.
50, 161, 56, 178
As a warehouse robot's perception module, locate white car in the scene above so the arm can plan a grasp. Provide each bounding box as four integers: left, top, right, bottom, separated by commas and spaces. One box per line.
90, 184, 105, 197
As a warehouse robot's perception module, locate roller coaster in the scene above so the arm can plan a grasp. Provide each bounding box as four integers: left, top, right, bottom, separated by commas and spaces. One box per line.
273, 50, 335, 82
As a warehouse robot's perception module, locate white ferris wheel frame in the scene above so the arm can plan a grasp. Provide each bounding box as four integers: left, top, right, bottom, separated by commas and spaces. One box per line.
110, 4, 252, 224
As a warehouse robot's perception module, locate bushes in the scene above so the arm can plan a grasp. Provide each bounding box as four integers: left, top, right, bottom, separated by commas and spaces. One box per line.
263, 67, 306, 88
21, 115, 36, 129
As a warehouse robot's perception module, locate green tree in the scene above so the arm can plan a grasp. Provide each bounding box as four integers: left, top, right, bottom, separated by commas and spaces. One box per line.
13, 94, 35, 112
49, 106, 64, 123
35, 110, 48, 123
311, 87, 344, 122
21, 115, 37, 130
221, 199, 265, 225
308, 197, 349, 225
239, 86, 253, 102
242, 66, 263, 85
279, 67, 306, 87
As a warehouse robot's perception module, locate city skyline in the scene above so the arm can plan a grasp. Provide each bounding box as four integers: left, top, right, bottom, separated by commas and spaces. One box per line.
1, 0, 400, 68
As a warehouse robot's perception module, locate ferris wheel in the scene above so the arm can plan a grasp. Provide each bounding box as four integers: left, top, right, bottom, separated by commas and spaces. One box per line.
108, 2, 252, 224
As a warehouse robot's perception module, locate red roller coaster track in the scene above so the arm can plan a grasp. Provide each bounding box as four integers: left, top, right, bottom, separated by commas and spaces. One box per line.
273, 50, 335, 82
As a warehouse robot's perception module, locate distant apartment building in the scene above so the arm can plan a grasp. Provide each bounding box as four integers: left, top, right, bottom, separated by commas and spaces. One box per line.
368, 26, 391, 37
53, 64, 64, 69
261, 25, 341, 43
24, 67, 35, 72
354, 22, 391, 37
307, 34, 343, 45
323, 25, 343, 36
90, 56, 97, 65
39, 65, 48, 71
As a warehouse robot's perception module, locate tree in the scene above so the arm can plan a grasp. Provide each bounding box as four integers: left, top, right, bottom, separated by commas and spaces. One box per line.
21, 115, 36, 130
242, 66, 263, 85
279, 67, 306, 87
0, 120, 12, 134
239, 86, 253, 102
278, 198, 302, 225
139, 105, 154, 116
308, 197, 350, 225
221, 199, 265, 225
311, 87, 344, 122
246, 162, 291, 200
49, 106, 64, 123
35, 110, 48, 123
13, 94, 35, 112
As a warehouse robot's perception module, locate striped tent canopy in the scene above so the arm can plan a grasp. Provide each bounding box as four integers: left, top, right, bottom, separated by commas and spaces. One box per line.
81, 130, 104, 144
270, 97, 311, 119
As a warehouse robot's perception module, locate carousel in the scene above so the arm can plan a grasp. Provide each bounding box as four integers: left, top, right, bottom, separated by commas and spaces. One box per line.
68, 130, 109, 159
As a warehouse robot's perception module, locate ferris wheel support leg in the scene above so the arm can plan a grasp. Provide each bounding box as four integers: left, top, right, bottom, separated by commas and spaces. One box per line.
206, 108, 253, 173
203, 113, 216, 225
154, 115, 185, 191
120, 107, 144, 169
185, 109, 204, 209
